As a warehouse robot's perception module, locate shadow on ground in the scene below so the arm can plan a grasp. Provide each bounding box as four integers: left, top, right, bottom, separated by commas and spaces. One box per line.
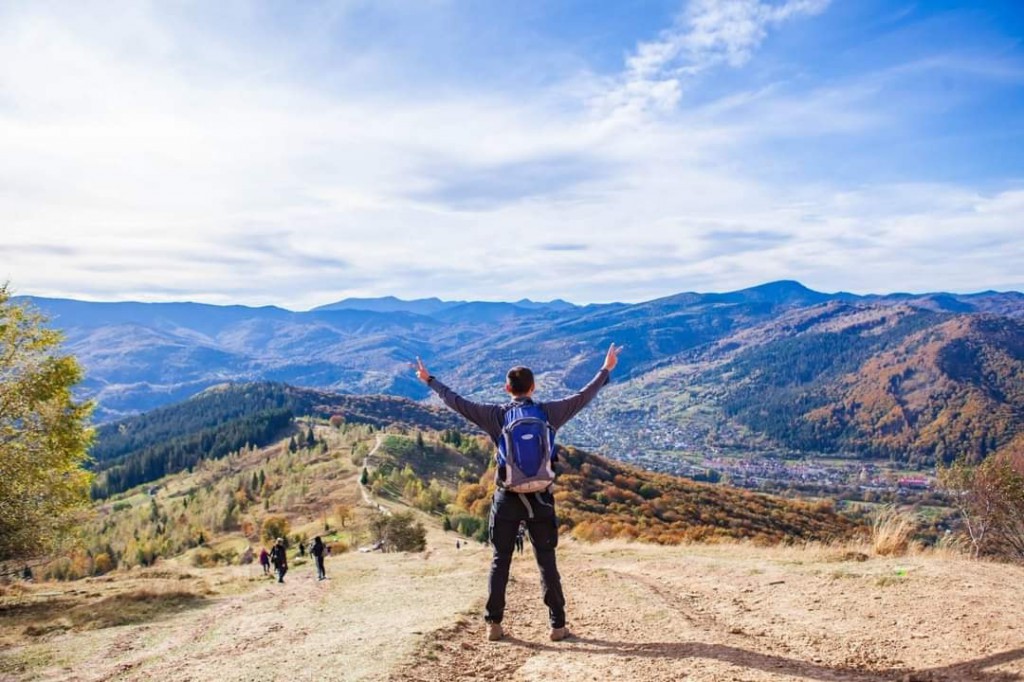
502, 636, 1024, 682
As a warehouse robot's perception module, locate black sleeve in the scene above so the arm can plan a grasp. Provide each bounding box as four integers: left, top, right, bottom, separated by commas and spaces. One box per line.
426, 376, 503, 443
541, 369, 610, 431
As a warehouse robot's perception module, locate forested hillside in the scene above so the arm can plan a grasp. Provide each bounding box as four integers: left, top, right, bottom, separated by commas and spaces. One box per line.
714, 314, 1024, 465
90, 383, 465, 497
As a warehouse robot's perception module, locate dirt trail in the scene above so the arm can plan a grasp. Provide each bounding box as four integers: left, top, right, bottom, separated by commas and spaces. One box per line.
9, 539, 1024, 681
391, 542, 1024, 682
8, 522, 488, 682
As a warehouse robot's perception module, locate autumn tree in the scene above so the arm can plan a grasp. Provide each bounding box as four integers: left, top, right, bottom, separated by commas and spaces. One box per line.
0, 287, 94, 562
261, 515, 291, 544
940, 447, 1024, 561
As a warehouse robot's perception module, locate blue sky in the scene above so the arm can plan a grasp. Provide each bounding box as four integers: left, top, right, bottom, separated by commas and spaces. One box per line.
1, 0, 1022, 308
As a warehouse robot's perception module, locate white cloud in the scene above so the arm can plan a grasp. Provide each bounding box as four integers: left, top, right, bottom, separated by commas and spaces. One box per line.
0, 1, 1021, 308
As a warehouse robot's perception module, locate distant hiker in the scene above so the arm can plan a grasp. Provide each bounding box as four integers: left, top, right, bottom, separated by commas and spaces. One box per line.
415, 343, 621, 643
515, 522, 526, 555
271, 538, 288, 583
298, 542, 306, 558
311, 536, 327, 581
259, 547, 271, 576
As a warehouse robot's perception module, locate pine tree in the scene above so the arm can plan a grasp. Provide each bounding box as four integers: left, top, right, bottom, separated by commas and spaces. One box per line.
288, 436, 297, 453
306, 426, 316, 448
360, 468, 369, 486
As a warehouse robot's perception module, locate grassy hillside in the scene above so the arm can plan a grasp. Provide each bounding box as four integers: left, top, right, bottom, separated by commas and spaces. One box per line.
48, 421, 380, 580
448, 446, 860, 547
47, 404, 862, 583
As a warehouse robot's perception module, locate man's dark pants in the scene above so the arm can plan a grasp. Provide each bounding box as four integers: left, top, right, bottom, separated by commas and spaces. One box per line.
486, 488, 566, 629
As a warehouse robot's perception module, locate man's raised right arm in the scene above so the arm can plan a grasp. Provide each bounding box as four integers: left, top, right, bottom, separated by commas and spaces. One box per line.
415, 357, 501, 440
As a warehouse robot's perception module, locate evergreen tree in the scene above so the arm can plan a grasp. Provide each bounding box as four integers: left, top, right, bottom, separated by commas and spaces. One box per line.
360, 468, 369, 486
306, 425, 316, 447
288, 436, 297, 453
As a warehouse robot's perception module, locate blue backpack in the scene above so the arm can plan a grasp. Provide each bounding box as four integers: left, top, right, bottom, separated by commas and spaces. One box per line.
497, 403, 556, 493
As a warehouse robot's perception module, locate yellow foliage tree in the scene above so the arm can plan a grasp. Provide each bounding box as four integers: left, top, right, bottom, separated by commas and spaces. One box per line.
0, 286, 94, 561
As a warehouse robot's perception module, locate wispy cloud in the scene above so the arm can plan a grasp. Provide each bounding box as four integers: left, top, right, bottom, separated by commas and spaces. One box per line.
539, 243, 590, 252
595, 0, 830, 118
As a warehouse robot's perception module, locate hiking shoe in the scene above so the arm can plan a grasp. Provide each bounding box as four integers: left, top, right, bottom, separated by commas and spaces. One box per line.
487, 623, 503, 641
549, 627, 569, 642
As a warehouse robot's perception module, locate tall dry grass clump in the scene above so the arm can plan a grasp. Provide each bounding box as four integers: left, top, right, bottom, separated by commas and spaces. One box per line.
870, 505, 917, 556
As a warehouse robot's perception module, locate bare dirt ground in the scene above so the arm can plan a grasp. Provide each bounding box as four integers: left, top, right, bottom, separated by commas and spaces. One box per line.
4, 536, 1024, 681
392, 541, 1024, 682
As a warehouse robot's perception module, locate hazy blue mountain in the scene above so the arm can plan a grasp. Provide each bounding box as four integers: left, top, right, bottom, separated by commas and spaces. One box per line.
311, 295, 580, 317
14, 283, 1024, 445
312, 295, 456, 315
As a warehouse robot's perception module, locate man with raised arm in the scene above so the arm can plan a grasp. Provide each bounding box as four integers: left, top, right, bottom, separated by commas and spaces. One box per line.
414, 343, 622, 643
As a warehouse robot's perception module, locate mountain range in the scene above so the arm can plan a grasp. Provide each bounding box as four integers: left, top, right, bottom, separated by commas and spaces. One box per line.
17, 280, 1024, 465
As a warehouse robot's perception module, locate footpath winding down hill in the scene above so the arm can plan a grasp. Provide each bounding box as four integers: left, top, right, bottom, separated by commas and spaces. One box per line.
6, 525, 1024, 681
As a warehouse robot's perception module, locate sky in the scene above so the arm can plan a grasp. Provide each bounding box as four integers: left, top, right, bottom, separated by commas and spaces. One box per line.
2, 0, 1023, 309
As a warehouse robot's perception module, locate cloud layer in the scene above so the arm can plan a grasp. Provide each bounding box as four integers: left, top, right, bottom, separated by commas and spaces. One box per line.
1, 1, 1022, 308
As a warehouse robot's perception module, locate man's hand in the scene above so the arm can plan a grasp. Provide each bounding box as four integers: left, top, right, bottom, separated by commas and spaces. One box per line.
413, 356, 432, 384
601, 342, 622, 372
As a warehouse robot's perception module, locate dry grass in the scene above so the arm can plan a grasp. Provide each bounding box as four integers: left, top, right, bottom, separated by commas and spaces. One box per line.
1, 580, 211, 649
870, 505, 917, 556
65, 587, 208, 631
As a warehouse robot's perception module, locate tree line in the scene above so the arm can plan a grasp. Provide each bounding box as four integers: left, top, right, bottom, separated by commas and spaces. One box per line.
91, 409, 294, 498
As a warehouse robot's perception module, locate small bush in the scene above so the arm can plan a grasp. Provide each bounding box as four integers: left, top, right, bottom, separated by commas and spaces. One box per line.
261, 515, 291, 544
368, 511, 427, 552
189, 547, 237, 568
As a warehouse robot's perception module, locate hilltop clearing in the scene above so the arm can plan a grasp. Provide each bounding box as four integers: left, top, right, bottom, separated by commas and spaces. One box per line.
3, 413, 1014, 680
3, 537, 1023, 681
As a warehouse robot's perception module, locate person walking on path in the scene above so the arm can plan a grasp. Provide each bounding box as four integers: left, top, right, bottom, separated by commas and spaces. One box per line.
414, 342, 621, 643
259, 547, 271, 576
311, 536, 327, 581
515, 522, 526, 555
270, 537, 288, 583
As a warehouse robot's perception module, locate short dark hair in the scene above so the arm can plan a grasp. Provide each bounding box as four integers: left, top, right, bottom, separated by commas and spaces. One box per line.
506, 366, 534, 396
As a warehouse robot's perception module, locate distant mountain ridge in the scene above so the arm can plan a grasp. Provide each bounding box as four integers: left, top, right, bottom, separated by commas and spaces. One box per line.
16, 281, 1024, 465
312, 295, 578, 315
